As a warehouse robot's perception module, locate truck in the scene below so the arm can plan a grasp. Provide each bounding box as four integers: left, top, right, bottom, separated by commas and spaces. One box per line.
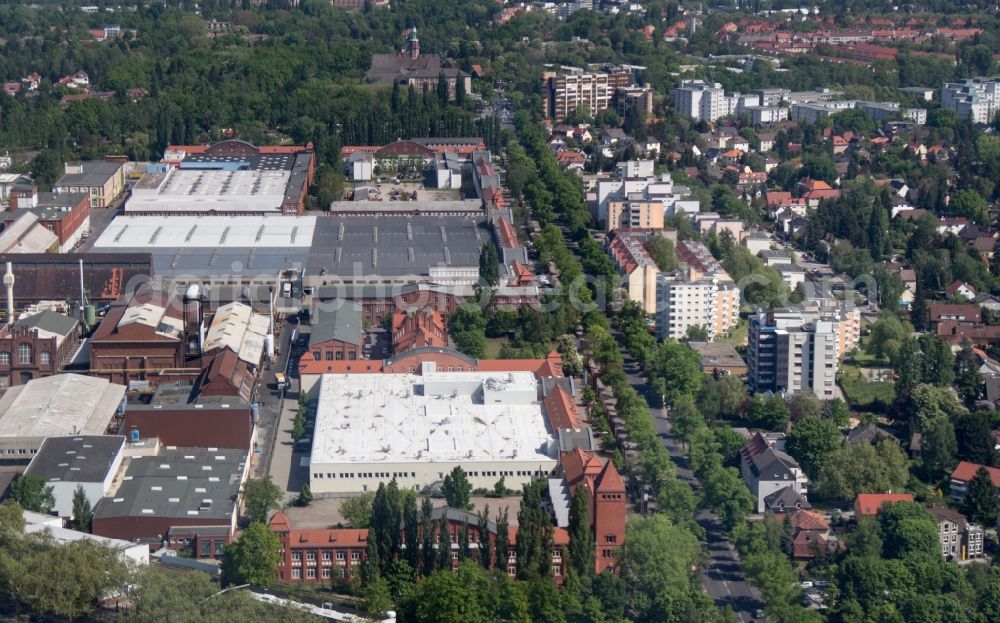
275, 373, 287, 392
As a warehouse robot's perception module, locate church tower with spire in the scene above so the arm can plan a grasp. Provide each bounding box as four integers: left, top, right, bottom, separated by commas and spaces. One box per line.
408, 27, 420, 61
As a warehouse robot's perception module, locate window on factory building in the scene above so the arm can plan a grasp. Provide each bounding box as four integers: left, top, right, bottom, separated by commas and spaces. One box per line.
18, 344, 31, 364
0, 352, 9, 365
40, 352, 50, 365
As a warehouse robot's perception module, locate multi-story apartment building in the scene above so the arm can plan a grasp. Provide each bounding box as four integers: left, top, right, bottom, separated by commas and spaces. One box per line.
544, 69, 631, 121
748, 306, 852, 398
670, 80, 760, 122
655, 241, 739, 341
744, 105, 789, 125
606, 199, 664, 232
616, 84, 655, 118
608, 233, 660, 315
754, 88, 791, 107
941, 77, 1000, 124
595, 160, 698, 224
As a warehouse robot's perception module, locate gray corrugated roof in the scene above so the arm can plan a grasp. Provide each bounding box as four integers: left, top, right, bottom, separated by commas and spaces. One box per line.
307, 215, 486, 277
54, 162, 122, 188
14, 310, 79, 336
310, 300, 362, 347
93, 446, 246, 522
26, 435, 124, 483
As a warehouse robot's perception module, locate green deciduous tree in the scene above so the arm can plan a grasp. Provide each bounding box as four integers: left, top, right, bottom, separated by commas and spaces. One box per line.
747, 393, 790, 430
648, 340, 703, 406
340, 492, 375, 528
9, 474, 55, 514
220, 521, 282, 586
878, 501, 939, 560
442, 466, 472, 510
866, 314, 914, 361
449, 305, 487, 358
815, 439, 909, 503
787, 416, 842, 479
241, 476, 282, 525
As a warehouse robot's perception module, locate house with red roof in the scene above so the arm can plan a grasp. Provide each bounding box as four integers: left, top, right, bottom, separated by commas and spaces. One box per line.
854, 492, 914, 517
950, 461, 1000, 501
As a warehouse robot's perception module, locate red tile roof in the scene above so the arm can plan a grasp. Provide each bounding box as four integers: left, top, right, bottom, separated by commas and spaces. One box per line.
951, 461, 1000, 488
854, 493, 914, 516
543, 385, 582, 431
595, 458, 626, 493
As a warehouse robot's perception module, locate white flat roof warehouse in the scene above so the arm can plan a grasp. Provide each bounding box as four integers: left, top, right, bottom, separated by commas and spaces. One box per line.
93, 215, 316, 249
313, 371, 551, 465
310, 370, 558, 493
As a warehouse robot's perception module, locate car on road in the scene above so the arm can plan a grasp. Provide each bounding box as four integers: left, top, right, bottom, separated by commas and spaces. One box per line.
800, 581, 814, 589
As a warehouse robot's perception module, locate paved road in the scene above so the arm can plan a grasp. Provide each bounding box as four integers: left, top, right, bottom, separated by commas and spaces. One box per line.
267, 319, 310, 499
621, 353, 764, 623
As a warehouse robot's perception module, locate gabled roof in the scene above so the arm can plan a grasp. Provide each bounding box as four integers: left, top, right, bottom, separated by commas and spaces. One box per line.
790, 508, 829, 531
543, 385, 581, 431
951, 461, 1000, 488
13, 310, 78, 337
764, 485, 811, 511
854, 492, 914, 516
310, 300, 363, 347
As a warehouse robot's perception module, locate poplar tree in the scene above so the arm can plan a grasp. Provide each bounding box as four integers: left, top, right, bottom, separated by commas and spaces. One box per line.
477, 505, 492, 570
420, 497, 436, 575
493, 507, 510, 573
567, 485, 594, 581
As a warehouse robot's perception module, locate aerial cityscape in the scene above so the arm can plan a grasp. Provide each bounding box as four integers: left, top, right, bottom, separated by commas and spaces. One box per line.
0, 0, 999, 621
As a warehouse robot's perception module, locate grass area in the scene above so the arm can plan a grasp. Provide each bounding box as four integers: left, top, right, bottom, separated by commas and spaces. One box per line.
837, 363, 896, 410
484, 337, 506, 358
845, 346, 889, 368
717, 320, 748, 348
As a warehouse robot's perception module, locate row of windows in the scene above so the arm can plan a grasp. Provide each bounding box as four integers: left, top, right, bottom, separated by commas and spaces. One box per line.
314, 471, 416, 480
313, 350, 358, 361
0, 347, 50, 365
291, 551, 360, 562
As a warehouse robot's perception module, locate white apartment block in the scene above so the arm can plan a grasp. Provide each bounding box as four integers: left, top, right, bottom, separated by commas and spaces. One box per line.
595, 160, 698, 223
670, 80, 759, 122
790, 99, 926, 126
941, 78, 1000, 124
745, 105, 789, 125
655, 270, 739, 340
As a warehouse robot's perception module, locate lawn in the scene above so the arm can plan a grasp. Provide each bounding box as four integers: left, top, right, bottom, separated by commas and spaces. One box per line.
837, 363, 896, 410
717, 320, 748, 348
484, 337, 506, 358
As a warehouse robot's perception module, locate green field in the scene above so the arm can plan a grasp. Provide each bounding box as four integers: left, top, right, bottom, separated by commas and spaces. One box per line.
838, 363, 896, 409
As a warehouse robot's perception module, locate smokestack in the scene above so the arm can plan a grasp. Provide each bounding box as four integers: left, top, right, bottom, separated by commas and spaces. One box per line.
3, 262, 14, 326
78, 258, 86, 320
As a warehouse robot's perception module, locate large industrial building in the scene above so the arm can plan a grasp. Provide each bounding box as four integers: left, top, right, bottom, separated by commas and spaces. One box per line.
89, 213, 490, 301
309, 364, 559, 494
0, 373, 125, 456
127, 140, 315, 215
91, 445, 250, 543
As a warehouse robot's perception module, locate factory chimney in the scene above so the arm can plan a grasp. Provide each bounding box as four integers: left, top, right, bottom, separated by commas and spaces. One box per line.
3, 262, 13, 326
